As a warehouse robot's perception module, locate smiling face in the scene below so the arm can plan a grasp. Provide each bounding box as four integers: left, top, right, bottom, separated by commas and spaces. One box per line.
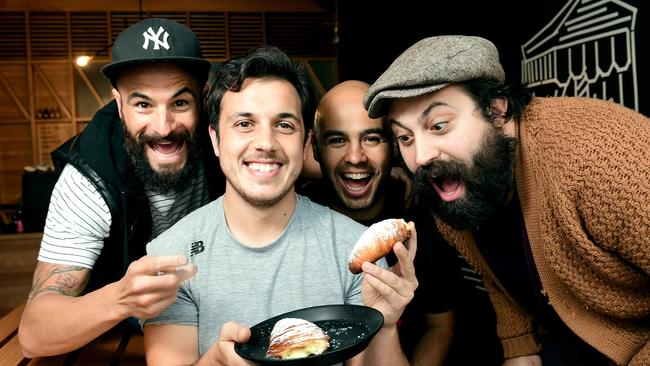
113, 62, 203, 193
314, 81, 391, 213
210, 78, 306, 208
388, 84, 516, 229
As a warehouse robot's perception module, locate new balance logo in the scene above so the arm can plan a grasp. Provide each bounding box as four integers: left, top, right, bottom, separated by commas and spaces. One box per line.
190, 241, 205, 257
142, 26, 170, 50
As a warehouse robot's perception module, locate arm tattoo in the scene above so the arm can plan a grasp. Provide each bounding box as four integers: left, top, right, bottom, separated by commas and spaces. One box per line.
28, 265, 89, 301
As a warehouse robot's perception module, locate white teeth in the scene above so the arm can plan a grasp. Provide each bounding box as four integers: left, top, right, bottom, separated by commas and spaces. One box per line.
343, 172, 370, 180
249, 163, 279, 172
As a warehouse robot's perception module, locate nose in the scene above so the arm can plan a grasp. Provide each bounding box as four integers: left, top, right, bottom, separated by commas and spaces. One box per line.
415, 140, 440, 168
151, 107, 175, 137
344, 141, 367, 165
253, 123, 277, 151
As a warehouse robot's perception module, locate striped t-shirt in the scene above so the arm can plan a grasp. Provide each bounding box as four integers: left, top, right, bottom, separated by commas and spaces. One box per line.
38, 164, 210, 268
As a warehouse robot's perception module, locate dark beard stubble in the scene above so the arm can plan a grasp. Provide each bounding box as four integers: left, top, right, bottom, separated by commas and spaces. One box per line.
122, 121, 201, 195
413, 125, 517, 230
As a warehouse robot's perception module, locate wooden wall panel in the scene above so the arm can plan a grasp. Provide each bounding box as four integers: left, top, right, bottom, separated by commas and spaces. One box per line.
29, 12, 69, 59
36, 123, 74, 165
33, 62, 73, 120
227, 13, 264, 57
0, 64, 29, 121
0, 12, 27, 60
0, 124, 32, 204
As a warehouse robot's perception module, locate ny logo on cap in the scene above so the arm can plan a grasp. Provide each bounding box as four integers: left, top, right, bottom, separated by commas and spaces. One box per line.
142, 26, 170, 50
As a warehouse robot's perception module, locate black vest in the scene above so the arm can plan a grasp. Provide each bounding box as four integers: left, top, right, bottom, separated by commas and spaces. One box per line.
51, 101, 224, 292
51, 101, 152, 292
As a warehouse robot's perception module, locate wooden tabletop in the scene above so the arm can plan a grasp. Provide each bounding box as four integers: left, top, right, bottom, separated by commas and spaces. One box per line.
0, 303, 145, 365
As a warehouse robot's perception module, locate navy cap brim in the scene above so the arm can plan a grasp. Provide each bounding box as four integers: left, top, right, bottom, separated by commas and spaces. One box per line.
101, 57, 211, 83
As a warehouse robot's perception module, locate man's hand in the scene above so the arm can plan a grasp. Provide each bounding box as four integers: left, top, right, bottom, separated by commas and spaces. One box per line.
197, 322, 254, 366
504, 355, 542, 366
361, 221, 418, 327
113, 255, 197, 320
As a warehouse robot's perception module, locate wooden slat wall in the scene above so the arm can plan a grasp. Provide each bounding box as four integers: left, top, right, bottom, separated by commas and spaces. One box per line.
0, 10, 335, 207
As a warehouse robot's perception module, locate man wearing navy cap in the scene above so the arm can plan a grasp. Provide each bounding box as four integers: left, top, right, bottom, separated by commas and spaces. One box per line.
19, 18, 221, 357
365, 35, 650, 366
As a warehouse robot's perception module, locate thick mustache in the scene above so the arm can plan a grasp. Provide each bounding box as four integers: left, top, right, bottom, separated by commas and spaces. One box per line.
138, 130, 192, 145
416, 161, 463, 180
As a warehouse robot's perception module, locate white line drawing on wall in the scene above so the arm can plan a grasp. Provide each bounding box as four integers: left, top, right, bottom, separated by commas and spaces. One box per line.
521, 0, 638, 111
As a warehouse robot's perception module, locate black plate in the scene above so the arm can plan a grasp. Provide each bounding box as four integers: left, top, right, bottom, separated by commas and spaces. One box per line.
235, 304, 384, 365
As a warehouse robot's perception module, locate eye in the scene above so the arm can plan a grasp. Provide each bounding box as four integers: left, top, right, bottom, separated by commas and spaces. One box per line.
174, 99, 189, 107
235, 120, 253, 129
363, 134, 384, 146
395, 134, 413, 146
277, 121, 294, 130
275, 121, 298, 135
325, 136, 346, 146
136, 101, 150, 109
431, 122, 448, 132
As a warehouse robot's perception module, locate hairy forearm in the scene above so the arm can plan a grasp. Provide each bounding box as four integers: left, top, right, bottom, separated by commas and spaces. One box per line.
19, 281, 124, 357
411, 327, 454, 366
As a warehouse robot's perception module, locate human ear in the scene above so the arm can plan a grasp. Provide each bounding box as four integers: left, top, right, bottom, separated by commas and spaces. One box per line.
491, 97, 508, 120
209, 125, 220, 157
111, 88, 123, 119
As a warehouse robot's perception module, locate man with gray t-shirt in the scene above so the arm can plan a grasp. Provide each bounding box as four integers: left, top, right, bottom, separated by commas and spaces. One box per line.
147, 194, 367, 355
143, 46, 418, 366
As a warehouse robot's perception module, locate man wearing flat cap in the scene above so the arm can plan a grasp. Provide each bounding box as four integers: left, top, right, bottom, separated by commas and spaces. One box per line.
365, 35, 650, 366
19, 18, 222, 357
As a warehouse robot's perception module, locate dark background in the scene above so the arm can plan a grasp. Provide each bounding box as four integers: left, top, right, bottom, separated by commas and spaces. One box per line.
336, 0, 648, 115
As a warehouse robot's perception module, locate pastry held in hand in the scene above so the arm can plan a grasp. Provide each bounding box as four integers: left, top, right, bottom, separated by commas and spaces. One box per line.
348, 218, 411, 274
266, 318, 330, 359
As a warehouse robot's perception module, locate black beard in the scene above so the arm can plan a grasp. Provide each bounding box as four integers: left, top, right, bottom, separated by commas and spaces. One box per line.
413, 126, 517, 230
122, 122, 201, 195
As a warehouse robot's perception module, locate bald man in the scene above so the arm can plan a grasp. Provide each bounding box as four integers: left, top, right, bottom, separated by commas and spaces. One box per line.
305, 80, 457, 366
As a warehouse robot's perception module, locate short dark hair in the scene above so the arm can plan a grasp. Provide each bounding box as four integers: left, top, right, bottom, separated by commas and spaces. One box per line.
205, 45, 315, 142
458, 80, 532, 124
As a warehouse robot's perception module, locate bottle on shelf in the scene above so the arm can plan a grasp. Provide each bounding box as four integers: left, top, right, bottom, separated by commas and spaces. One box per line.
12, 210, 24, 233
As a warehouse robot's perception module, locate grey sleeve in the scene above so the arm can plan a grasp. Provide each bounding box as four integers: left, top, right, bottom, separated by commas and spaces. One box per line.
144, 282, 198, 327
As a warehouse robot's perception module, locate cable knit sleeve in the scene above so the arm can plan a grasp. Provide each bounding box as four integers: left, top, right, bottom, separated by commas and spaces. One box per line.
482, 275, 542, 358
629, 341, 650, 366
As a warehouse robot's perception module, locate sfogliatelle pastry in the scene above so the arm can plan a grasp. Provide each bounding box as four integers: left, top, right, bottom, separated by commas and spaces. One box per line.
266, 317, 330, 359
348, 218, 411, 274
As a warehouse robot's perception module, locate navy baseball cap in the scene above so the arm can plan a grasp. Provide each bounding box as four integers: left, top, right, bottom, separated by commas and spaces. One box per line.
101, 18, 211, 84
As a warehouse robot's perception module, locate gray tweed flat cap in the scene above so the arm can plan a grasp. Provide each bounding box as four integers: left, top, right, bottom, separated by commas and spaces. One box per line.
364, 35, 505, 118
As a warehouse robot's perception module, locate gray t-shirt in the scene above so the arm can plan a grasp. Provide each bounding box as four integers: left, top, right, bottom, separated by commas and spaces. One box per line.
145, 194, 374, 355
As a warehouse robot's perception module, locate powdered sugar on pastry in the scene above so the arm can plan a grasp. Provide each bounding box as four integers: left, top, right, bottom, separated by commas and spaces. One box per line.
348, 218, 411, 274
266, 318, 330, 359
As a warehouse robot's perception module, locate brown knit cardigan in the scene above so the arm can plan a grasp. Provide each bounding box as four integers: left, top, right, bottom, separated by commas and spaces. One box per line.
437, 97, 650, 365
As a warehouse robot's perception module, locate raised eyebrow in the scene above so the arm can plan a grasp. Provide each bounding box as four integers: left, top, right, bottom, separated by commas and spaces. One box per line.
172, 86, 196, 100
126, 86, 196, 103
126, 92, 151, 103
422, 101, 449, 120
389, 101, 449, 128
389, 118, 409, 130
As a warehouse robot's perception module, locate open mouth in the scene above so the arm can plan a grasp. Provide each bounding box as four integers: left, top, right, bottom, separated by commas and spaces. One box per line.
150, 140, 182, 153
339, 172, 373, 197
429, 175, 464, 202
148, 140, 185, 163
